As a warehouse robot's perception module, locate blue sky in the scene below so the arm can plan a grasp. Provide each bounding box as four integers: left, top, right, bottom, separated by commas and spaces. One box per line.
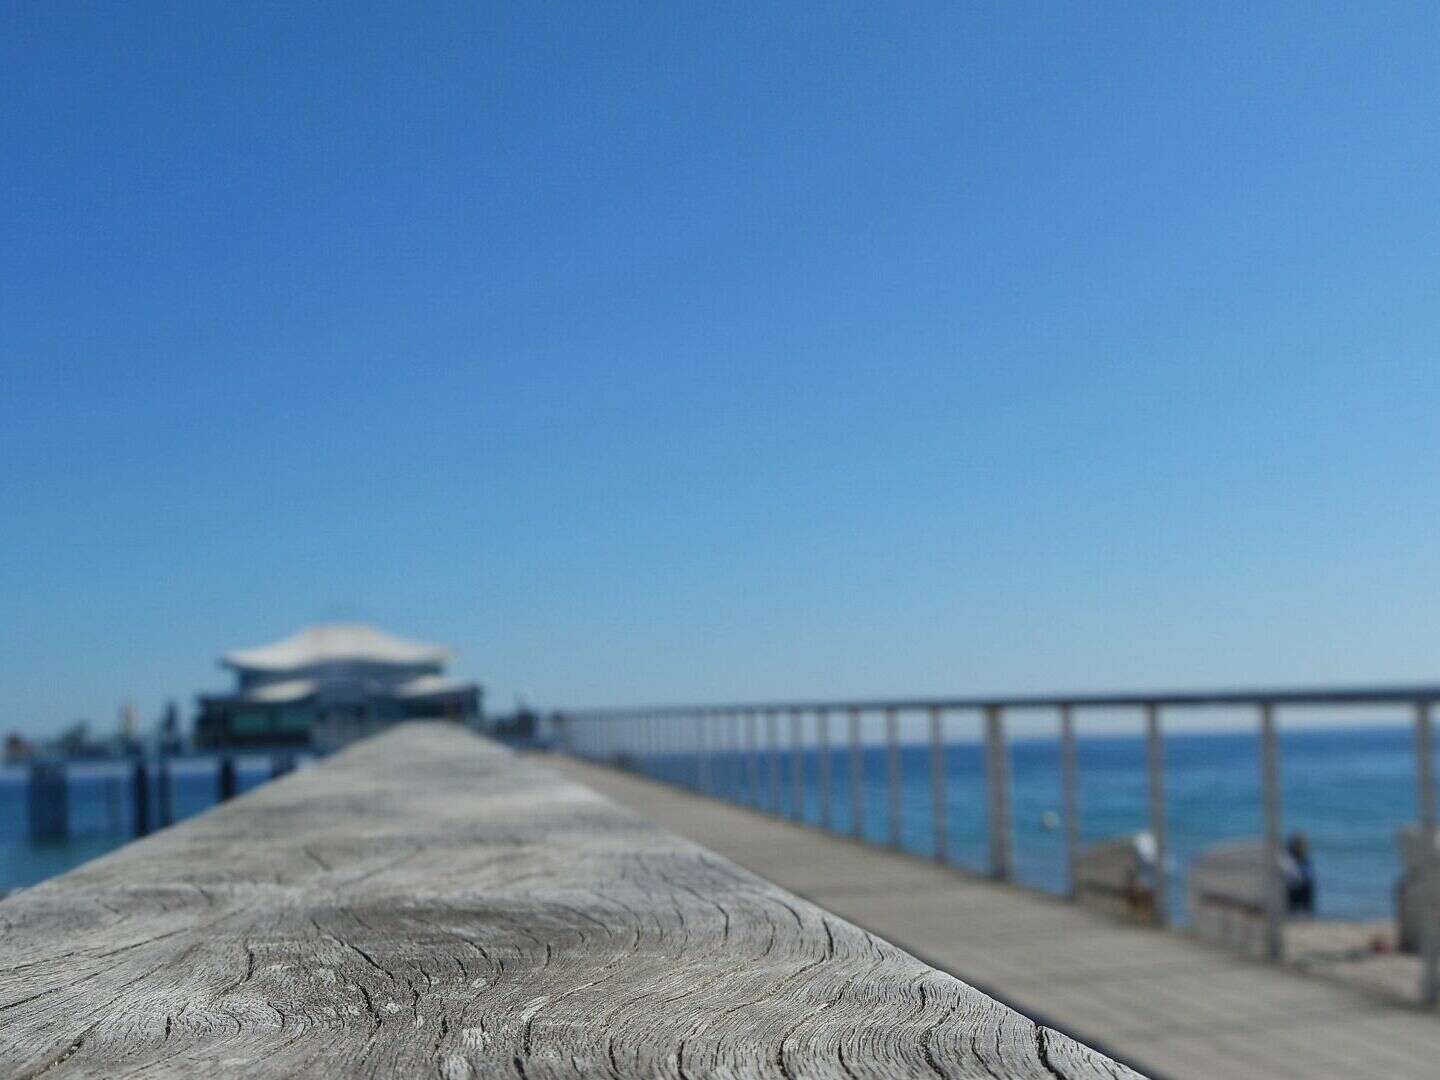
4, 4, 1440, 738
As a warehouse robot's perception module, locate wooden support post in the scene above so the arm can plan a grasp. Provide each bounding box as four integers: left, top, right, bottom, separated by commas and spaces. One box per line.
1145, 703, 1169, 926
1260, 702, 1284, 963
218, 756, 238, 802
849, 706, 864, 840
1418, 700, 1438, 1006
886, 707, 901, 848
1060, 704, 1080, 897
767, 710, 781, 813
790, 709, 804, 821
132, 758, 150, 839
929, 706, 946, 863
817, 708, 832, 831
157, 753, 173, 829
984, 706, 1012, 880
27, 762, 67, 842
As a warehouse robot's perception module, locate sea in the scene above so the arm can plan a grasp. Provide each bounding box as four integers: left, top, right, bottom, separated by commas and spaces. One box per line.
640, 724, 1429, 923
0, 727, 1427, 923
0, 756, 283, 896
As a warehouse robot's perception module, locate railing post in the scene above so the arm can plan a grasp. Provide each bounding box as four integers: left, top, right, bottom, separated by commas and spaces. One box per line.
698, 713, 712, 794
1260, 702, 1284, 962
818, 708, 833, 831
985, 706, 1012, 880
746, 710, 759, 805
1144, 703, 1169, 925
849, 706, 864, 840
668, 714, 679, 780
929, 706, 947, 863
767, 710, 781, 813
728, 712, 741, 797
1417, 700, 1438, 1006
1060, 704, 1079, 897
790, 709, 805, 821
886, 707, 901, 848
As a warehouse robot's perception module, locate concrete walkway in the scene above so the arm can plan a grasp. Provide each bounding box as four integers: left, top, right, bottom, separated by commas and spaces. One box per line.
548, 753, 1440, 1080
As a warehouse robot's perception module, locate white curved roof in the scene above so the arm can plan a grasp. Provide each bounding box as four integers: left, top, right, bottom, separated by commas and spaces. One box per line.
223, 624, 453, 672
393, 674, 474, 699
245, 678, 319, 703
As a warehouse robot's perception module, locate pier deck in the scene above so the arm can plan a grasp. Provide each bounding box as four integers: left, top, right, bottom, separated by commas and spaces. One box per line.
550, 752, 1440, 1080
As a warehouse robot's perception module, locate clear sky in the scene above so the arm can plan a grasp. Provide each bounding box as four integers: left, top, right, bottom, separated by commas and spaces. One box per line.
4, 4, 1440, 738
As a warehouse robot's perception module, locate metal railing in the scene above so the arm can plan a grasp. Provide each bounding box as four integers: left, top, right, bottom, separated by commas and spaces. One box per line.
554, 683, 1440, 1005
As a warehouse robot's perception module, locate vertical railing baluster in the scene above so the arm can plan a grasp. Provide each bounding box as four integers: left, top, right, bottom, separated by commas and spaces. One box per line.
1145, 703, 1169, 925
849, 706, 864, 840
1260, 702, 1284, 962
985, 705, 1012, 880
790, 708, 804, 821
1417, 700, 1438, 1006
929, 705, 946, 863
669, 714, 678, 781
818, 708, 832, 831
886, 707, 901, 848
727, 712, 738, 799
767, 710, 781, 813
746, 710, 759, 805
1060, 704, 1079, 897
698, 712, 711, 793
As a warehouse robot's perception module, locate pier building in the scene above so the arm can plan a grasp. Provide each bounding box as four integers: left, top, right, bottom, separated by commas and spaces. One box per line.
194, 623, 481, 748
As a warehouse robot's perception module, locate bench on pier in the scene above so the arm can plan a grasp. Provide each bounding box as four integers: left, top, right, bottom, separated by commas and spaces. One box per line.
0, 722, 1137, 1078
1396, 825, 1440, 953
1073, 833, 1160, 924
1186, 839, 1278, 955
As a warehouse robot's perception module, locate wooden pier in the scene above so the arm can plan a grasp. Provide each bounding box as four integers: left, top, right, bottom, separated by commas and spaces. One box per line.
0, 723, 1135, 1078
550, 751, 1440, 1080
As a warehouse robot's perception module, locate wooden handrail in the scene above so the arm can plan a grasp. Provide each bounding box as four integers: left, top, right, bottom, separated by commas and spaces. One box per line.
0, 722, 1138, 1078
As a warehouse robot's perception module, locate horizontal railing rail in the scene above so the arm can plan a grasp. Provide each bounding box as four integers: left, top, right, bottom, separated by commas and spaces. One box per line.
552, 681, 1440, 1007
556, 681, 1440, 716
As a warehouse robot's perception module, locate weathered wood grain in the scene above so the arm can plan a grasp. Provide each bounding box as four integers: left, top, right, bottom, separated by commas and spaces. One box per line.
0, 723, 1142, 1078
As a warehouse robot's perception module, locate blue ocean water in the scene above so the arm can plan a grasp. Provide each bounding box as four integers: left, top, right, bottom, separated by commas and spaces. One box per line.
1, 730, 1426, 924
636, 725, 1428, 922
0, 757, 277, 894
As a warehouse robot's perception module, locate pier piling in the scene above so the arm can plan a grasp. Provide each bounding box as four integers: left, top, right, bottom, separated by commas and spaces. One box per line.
132, 758, 150, 838
27, 762, 68, 842
217, 755, 237, 801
